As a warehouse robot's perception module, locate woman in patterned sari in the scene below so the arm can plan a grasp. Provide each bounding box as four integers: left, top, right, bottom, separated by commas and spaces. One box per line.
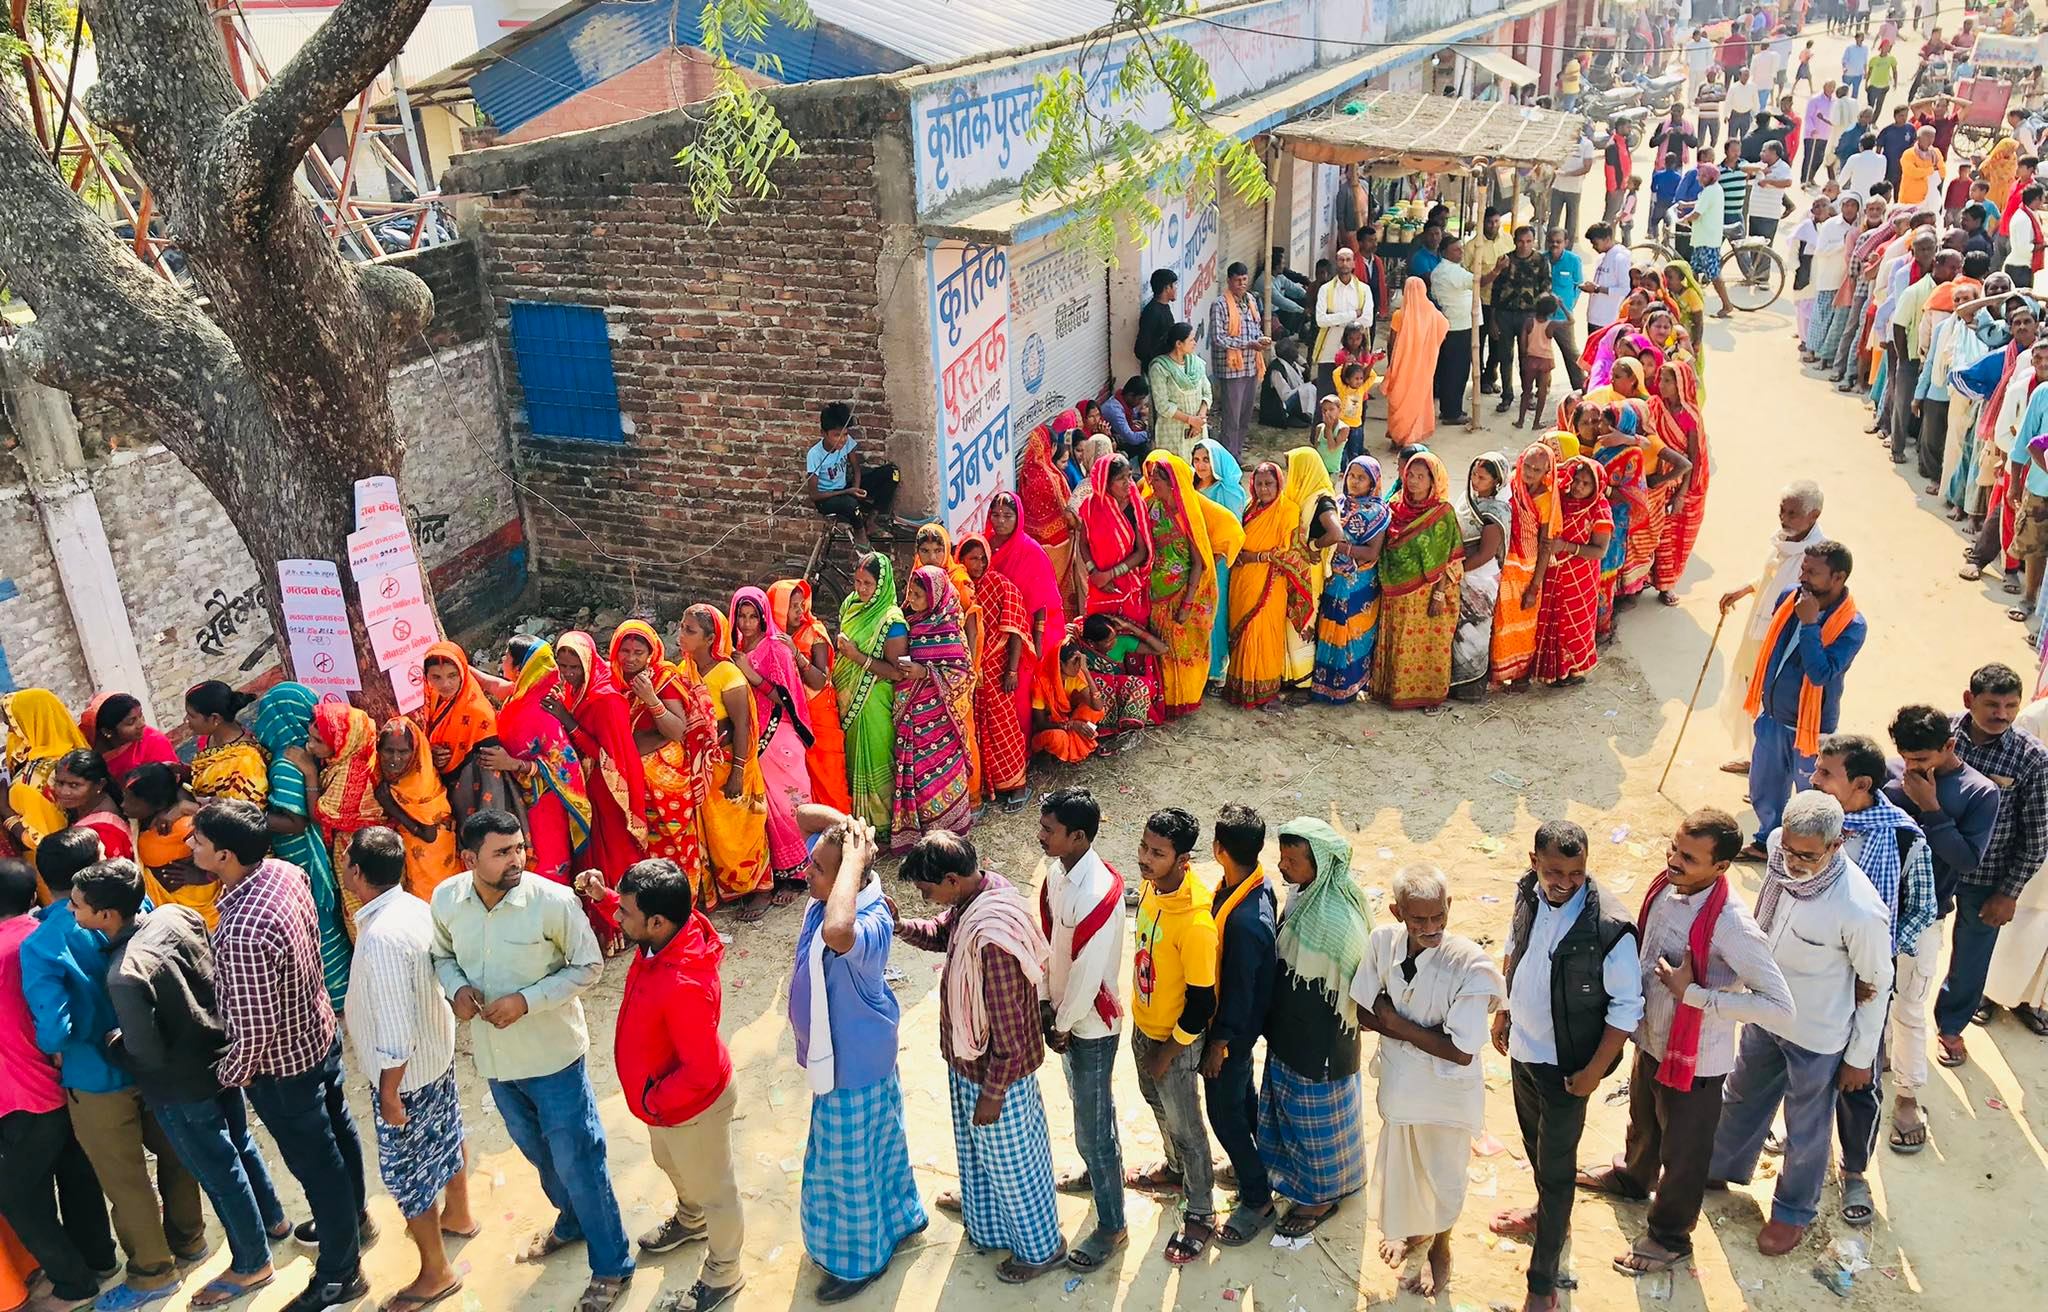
252, 682, 352, 1009
478, 638, 595, 888
914, 526, 982, 808
1017, 421, 1090, 617
986, 491, 1065, 750
956, 535, 1034, 810
297, 702, 385, 926
729, 587, 815, 897
1580, 404, 1641, 639
832, 552, 909, 839
1282, 448, 1344, 691
185, 681, 268, 806
1533, 457, 1614, 686
1451, 453, 1512, 701
1076, 452, 1154, 623
889, 566, 974, 854
418, 640, 517, 831
677, 605, 774, 918
1142, 450, 1242, 718
1371, 450, 1465, 711
1193, 438, 1249, 685
1491, 443, 1559, 688
555, 631, 650, 889
1651, 360, 1711, 601
1226, 462, 1312, 708
608, 619, 717, 891
1076, 613, 1164, 747
1312, 456, 1391, 703
768, 581, 853, 811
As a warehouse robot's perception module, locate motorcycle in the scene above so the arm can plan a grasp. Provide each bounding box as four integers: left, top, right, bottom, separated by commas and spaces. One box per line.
1580, 83, 1644, 122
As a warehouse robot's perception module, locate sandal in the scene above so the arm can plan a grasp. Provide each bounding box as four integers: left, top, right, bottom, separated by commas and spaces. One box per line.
520, 1227, 579, 1263
2004, 577, 2024, 596
1840, 1176, 1875, 1228
1613, 1238, 1687, 1277
2011, 607, 2034, 623
996, 1247, 1069, 1284
1162, 1213, 1216, 1265
2016, 1003, 2048, 1036
1959, 563, 1985, 581
1274, 1203, 1338, 1239
1658, 591, 1681, 606
1065, 1226, 1126, 1272
1217, 1202, 1275, 1247
1575, 1167, 1647, 1200
379, 1281, 464, 1312
770, 884, 800, 908
1490, 1207, 1537, 1239
1123, 1163, 1183, 1194
190, 1276, 274, 1310
735, 893, 770, 924
1937, 1034, 1969, 1068
1889, 1110, 1929, 1155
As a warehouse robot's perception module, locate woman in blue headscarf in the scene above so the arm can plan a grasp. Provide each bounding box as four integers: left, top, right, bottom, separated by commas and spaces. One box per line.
1312, 455, 1392, 703
252, 682, 353, 1009
1193, 437, 1250, 685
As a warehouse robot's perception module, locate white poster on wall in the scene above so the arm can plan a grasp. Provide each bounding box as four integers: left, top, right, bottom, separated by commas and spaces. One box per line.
276, 559, 361, 702
1008, 235, 1108, 436
1144, 178, 1220, 355
1288, 159, 1315, 273
928, 240, 1013, 535
353, 476, 403, 529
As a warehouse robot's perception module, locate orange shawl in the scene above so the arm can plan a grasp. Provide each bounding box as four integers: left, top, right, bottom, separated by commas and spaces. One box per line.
1386, 276, 1449, 446
417, 639, 497, 774
312, 704, 384, 836
379, 717, 461, 896
1743, 591, 1859, 755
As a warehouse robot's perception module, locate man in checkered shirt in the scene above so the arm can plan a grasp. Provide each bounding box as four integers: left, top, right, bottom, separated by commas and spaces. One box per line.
1934, 663, 2048, 1066
195, 800, 370, 1312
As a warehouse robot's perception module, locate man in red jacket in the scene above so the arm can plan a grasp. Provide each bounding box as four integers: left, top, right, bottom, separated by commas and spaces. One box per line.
584, 858, 744, 1312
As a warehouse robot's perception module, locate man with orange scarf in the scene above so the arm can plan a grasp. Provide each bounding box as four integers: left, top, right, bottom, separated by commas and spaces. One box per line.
1738, 542, 1868, 860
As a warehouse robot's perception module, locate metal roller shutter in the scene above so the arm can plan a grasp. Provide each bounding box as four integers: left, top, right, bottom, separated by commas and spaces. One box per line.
1218, 169, 1266, 284
1006, 233, 1111, 437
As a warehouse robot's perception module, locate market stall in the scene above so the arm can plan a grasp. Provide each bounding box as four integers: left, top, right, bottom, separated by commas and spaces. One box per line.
1268, 89, 1586, 431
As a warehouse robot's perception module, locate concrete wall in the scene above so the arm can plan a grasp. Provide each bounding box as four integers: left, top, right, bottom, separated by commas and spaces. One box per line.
0, 242, 527, 724
446, 78, 916, 611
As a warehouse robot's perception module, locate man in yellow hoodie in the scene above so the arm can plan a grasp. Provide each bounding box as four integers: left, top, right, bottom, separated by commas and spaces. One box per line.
1127, 808, 1219, 1265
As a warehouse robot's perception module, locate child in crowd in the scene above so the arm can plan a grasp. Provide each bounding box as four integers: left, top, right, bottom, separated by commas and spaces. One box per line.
1333, 323, 1372, 372
1650, 152, 1683, 238
1310, 393, 1350, 476
805, 401, 900, 546
1517, 295, 1557, 430
1617, 174, 1642, 245
1336, 360, 1377, 429
1795, 40, 1815, 86
1944, 162, 1975, 227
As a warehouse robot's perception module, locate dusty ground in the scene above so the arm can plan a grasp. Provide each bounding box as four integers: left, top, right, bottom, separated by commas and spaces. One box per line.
127, 7, 2047, 1312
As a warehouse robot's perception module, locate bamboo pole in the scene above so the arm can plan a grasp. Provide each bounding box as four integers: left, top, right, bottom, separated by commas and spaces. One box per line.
1657, 607, 1733, 798
1467, 172, 1481, 433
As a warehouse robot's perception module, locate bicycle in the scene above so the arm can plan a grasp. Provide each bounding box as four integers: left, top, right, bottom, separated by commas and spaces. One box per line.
1629, 216, 1787, 312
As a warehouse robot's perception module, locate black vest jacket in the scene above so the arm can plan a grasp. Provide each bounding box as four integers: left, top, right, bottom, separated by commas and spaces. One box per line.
1504, 871, 1638, 1078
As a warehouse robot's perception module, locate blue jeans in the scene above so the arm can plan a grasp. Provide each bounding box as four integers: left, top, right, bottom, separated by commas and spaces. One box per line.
1749, 715, 1816, 845
488, 1058, 633, 1280
245, 1039, 366, 1287
1935, 883, 2005, 1037
1060, 1034, 1124, 1233
1709, 1026, 1842, 1227
151, 1090, 287, 1276
1842, 74, 1862, 99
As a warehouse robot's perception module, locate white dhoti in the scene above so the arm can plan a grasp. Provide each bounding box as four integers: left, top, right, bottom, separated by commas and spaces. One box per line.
1371, 1122, 1471, 1239
1985, 871, 2048, 1010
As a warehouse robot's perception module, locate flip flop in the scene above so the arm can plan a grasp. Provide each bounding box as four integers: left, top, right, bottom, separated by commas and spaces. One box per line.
1217, 1203, 1275, 1247
1840, 1178, 1875, 1228
379, 1281, 465, 1312
190, 1276, 274, 1310
1274, 1203, 1339, 1239
1613, 1240, 1687, 1277
1937, 1035, 1969, 1068
1889, 1117, 1929, 1155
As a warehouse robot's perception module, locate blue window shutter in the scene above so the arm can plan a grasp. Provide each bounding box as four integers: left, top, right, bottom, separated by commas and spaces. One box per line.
507, 301, 625, 442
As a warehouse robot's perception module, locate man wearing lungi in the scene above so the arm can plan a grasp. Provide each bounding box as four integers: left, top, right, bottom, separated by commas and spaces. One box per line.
1351, 863, 1504, 1298
895, 832, 1064, 1282
788, 809, 927, 1302
341, 828, 474, 1312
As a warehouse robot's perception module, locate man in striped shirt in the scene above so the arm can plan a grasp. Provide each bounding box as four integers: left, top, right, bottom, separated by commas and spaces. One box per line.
342, 827, 473, 1312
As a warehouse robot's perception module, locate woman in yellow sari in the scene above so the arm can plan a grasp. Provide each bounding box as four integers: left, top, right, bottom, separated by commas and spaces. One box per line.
1282, 447, 1343, 690
1372, 450, 1466, 711
1982, 138, 2021, 222
183, 681, 268, 806
1140, 451, 1245, 717
1490, 442, 1561, 688
1225, 462, 1314, 707
1, 689, 85, 859
373, 717, 464, 897
677, 602, 774, 919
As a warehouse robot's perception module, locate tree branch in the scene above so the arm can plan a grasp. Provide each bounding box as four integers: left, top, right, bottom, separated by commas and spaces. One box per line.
230, 0, 434, 205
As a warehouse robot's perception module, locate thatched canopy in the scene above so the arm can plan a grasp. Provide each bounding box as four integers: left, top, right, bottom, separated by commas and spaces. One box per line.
1273, 90, 1585, 175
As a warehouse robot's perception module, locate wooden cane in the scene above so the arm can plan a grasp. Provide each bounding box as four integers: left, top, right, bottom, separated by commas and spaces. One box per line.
1657, 606, 1733, 797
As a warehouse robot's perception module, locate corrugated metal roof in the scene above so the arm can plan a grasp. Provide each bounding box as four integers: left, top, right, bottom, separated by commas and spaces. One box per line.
809, 0, 1123, 66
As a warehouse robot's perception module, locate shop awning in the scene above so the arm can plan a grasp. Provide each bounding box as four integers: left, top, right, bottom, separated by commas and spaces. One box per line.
1455, 45, 1540, 89
1272, 90, 1583, 174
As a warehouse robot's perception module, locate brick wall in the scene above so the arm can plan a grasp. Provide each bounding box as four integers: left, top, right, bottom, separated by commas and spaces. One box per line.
447, 80, 912, 612
382, 241, 493, 362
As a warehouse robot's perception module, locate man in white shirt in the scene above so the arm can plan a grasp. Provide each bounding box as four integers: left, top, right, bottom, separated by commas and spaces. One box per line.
1837, 133, 1888, 198
1803, 193, 1861, 362
1430, 237, 1479, 423
343, 827, 473, 1310
2007, 108, 2038, 157
1549, 130, 1596, 253
2007, 182, 2044, 289
1747, 142, 1796, 240
1725, 74, 1762, 141
1708, 794, 1894, 1258
1750, 42, 1783, 96
1035, 788, 1128, 1268
1584, 223, 1633, 332
1576, 809, 1792, 1279
1312, 246, 1372, 394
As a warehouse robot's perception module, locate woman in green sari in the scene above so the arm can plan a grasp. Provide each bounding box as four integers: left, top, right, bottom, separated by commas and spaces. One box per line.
1370, 450, 1465, 713
1147, 323, 1213, 459
831, 551, 909, 838
253, 682, 354, 1009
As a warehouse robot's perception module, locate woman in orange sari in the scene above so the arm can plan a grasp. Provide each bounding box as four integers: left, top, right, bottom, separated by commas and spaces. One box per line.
608, 619, 717, 888
1030, 640, 1105, 763
120, 761, 218, 928
418, 639, 516, 830
296, 702, 383, 925
1225, 462, 1313, 707
766, 582, 852, 812
955, 535, 1034, 809
1490, 443, 1560, 687
1017, 420, 1090, 616
676, 604, 774, 918
373, 717, 463, 897
555, 630, 650, 888
1652, 359, 1711, 602
1386, 276, 1449, 448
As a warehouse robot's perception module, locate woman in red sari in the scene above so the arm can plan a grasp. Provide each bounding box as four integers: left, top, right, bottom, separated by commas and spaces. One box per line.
1017, 420, 1090, 616
956, 533, 1033, 810
478, 637, 595, 891
50, 750, 134, 859
1075, 452, 1154, 624
1652, 359, 1711, 602
299, 703, 384, 923
767, 580, 852, 812
79, 692, 178, 781
555, 631, 650, 898
608, 619, 717, 891
1533, 457, 1614, 687
986, 490, 1066, 744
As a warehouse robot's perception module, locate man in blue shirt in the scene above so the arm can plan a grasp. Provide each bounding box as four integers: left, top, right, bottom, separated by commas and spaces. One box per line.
1543, 227, 1589, 391
22, 831, 206, 1309
1099, 376, 1151, 461
1874, 106, 1917, 189
1740, 541, 1870, 858
805, 402, 900, 549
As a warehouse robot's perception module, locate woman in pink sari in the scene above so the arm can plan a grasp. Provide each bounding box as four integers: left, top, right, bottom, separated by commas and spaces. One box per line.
1074, 452, 1154, 624
729, 585, 814, 900
79, 693, 179, 781
987, 489, 1066, 744
477, 637, 596, 890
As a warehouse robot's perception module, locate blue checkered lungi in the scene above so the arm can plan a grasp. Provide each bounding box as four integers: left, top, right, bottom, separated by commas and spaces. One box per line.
801, 1072, 930, 1280
946, 1069, 1062, 1264
373, 1067, 465, 1219
1257, 1055, 1367, 1206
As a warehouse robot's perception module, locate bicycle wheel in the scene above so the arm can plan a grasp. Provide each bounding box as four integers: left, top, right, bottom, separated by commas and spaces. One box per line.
1630, 240, 1679, 268
1722, 240, 1786, 312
